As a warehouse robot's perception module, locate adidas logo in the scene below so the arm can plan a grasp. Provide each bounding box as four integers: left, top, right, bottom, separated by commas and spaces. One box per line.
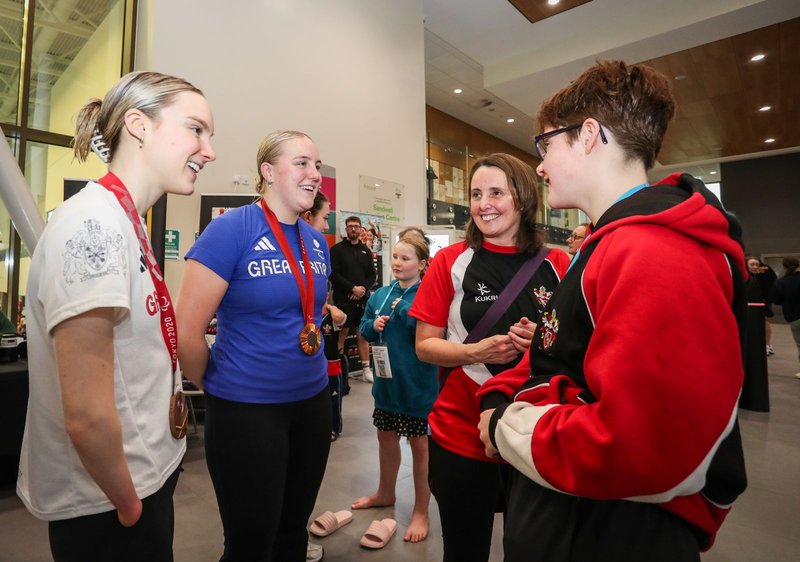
254, 236, 277, 251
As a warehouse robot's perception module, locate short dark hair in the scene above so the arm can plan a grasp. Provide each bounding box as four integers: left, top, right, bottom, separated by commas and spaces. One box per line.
782, 256, 799, 277
465, 153, 543, 255
345, 216, 362, 226
537, 60, 675, 170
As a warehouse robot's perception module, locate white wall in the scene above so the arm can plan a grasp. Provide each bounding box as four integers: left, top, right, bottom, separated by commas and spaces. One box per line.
137, 0, 427, 296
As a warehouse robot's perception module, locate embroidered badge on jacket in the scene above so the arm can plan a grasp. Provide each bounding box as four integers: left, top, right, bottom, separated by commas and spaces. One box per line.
63, 219, 126, 284
533, 285, 553, 308
539, 309, 559, 350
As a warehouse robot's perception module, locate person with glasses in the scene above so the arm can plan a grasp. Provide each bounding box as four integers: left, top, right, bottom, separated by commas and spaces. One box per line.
478, 60, 747, 561
566, 222, 589, 257
330, 216, 378, 382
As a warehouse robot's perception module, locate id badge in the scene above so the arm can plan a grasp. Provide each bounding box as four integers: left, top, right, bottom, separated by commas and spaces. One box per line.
371, 344, 393, 379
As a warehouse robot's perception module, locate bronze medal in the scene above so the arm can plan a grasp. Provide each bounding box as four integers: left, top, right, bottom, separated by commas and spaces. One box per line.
299, 322, 321, 355
260, 198, 321, 356
169, 390, 188, 439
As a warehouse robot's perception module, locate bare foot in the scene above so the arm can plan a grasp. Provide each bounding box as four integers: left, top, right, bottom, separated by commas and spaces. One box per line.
403, 511, 429, 543
351, 493, 396, 510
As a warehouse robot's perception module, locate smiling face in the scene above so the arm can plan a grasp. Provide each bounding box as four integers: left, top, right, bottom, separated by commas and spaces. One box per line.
145, 91, 216, 197
361, 228, 375, 248
392, 240, 426, 287
469, 165, 521, 246
262, 135, 321, 219
747, 258, 761, 274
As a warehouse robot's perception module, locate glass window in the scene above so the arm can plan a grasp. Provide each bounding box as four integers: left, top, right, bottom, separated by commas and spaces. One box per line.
0, 0, 133, 329
0, 1, 25, 126
28, 0, 125, 135
24, 140, 105, 224
0, 128, 19, 322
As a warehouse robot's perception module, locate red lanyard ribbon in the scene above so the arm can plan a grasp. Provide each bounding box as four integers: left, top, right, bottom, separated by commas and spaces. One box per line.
259, 198, 315, 326
98, 172, 178, 374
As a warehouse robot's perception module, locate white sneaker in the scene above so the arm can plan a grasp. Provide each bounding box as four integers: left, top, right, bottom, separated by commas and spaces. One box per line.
307, 542, 323, 562
766, 345, 774, 356
362, 366, 374, 383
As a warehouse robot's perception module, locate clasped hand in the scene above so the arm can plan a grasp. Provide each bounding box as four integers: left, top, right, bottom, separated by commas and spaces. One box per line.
478, 408, 499, 458
470, 317, 535, 364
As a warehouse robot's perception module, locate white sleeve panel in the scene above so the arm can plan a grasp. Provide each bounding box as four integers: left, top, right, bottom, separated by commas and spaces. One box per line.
494, 401, 560, 490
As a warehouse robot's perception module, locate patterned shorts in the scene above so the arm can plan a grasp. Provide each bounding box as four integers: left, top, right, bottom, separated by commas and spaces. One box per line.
373, 408, 428, 438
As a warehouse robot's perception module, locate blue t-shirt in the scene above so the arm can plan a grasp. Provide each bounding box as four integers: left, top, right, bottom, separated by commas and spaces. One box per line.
186, 203, 330, 403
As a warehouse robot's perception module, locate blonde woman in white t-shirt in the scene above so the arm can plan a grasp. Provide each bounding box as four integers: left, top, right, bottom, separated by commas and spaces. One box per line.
18, 71, 215, 562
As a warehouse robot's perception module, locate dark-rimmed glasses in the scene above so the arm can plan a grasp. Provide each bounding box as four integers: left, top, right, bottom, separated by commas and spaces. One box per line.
534, 122, 608, 160
566, 233, 585, 242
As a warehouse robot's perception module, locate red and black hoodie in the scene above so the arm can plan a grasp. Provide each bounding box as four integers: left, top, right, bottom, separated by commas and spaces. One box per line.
478, 173, 747, 555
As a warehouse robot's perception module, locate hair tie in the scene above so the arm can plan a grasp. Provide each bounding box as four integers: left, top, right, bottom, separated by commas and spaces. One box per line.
90, 128, 111, 163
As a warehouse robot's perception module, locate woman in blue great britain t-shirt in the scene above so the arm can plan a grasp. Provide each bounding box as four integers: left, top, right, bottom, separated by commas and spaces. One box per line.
177, 130, 331, 561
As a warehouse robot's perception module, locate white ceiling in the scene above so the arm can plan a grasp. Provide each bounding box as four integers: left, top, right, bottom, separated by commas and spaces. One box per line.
422, 0, 800, 180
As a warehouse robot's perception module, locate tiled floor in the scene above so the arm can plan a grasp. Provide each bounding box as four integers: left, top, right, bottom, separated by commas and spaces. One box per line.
1, 324, 799, 561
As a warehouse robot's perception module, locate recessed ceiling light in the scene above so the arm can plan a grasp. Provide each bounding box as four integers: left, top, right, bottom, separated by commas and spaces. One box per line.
750, 54, 765, 62
765, 138, 775, 143
759, 105, 771, 112
506, 118, 515, 123
548, 0, 560, 6
710, 171, 717, 175
453, 88, 463, 94
674, 74, 687, 81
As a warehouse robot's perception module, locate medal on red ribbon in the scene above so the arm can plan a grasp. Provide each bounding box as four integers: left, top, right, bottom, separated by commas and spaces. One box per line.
98, 173, 187, 439
259, 198, 320, 355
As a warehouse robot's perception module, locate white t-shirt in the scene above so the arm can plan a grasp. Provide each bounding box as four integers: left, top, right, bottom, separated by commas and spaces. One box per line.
17, 182, 185, 521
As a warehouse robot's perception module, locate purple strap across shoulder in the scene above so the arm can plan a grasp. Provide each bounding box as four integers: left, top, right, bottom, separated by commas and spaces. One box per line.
464, 246, 552, 344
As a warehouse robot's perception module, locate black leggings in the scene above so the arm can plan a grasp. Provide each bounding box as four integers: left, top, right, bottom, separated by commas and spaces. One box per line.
205, 388, 331, 562
49, 466, 181, 562
428, 437, 504, 562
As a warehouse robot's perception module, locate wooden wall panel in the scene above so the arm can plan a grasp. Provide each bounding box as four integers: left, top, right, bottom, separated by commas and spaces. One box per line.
426, 105, 538, 168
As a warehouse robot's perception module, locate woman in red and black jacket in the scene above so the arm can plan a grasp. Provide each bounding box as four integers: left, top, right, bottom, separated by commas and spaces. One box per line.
410, 153, 569, 561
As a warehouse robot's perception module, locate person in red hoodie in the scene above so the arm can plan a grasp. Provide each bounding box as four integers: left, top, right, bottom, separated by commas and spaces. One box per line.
477, 60, 747, 562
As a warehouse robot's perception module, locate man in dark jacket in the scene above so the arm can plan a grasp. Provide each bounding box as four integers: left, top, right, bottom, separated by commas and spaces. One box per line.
330, 216, 376, 381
